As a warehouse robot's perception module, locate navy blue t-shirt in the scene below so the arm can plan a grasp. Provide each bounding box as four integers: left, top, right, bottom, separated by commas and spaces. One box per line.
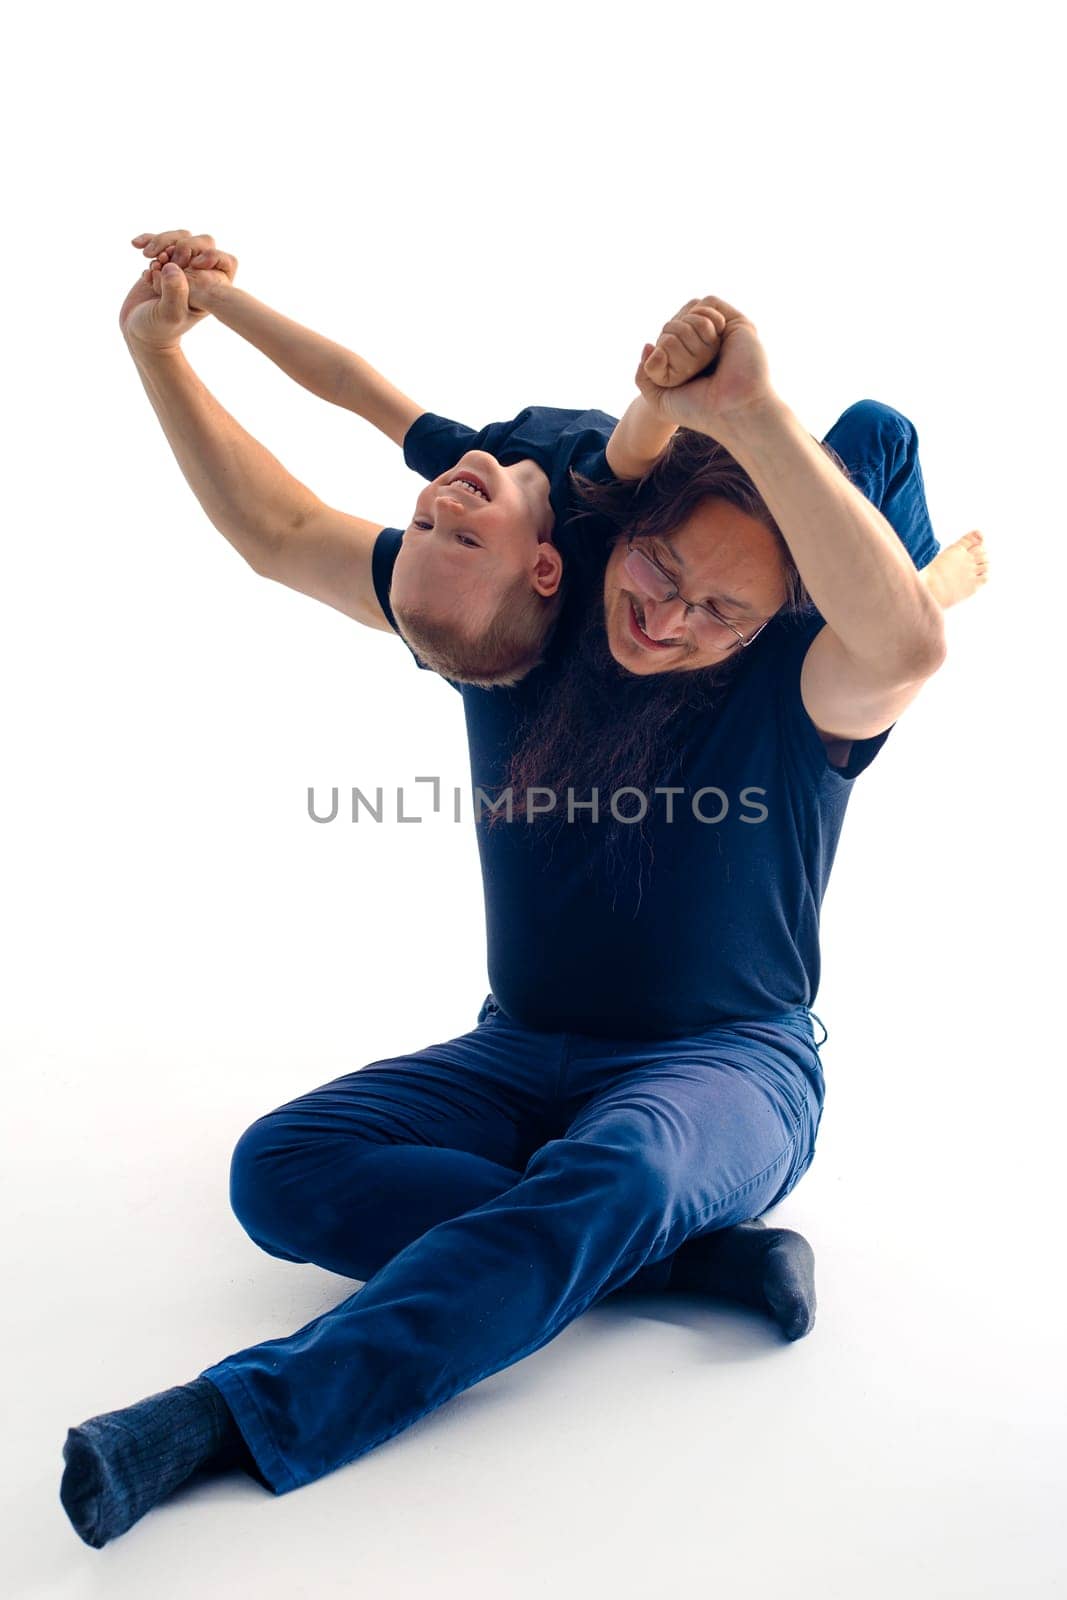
373, 557, 895, 1040
377, 403, 919, 1037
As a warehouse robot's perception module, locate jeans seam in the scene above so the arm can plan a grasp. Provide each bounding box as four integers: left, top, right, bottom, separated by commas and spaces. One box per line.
211, 1365, 298, 1495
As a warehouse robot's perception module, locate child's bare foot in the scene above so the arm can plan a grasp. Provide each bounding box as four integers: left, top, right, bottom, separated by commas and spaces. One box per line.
922, 530, 989, 609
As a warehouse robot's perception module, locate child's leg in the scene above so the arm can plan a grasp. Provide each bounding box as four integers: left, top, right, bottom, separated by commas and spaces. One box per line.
823, 398, 941, 570
822, 399, 988, 611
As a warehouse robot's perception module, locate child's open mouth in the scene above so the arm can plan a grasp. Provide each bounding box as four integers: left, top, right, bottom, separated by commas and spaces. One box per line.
447, 472, 491, 502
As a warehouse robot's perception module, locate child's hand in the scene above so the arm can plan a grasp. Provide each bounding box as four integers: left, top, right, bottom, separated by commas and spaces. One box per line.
633, 295, 777, 436
633, 297, 727, 402
131, 230, 238, 312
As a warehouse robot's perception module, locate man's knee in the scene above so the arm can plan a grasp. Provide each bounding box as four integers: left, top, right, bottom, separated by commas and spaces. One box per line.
227, 1115, 289, 1242
228, 1113, 385, 1262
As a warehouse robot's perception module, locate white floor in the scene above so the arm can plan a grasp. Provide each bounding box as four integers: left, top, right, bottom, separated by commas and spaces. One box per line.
7, 984, 1065, 1600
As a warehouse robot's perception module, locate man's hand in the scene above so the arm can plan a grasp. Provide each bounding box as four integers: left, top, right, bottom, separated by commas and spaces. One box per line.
131, 230, 239, 313
119, 258, 210, 353
633, 294, 779, 439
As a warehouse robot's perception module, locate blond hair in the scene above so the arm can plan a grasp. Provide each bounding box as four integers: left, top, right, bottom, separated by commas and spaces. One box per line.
394, 570, 564, 688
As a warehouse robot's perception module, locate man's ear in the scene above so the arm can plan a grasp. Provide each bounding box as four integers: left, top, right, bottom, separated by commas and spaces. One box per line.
532, 540, 564, 598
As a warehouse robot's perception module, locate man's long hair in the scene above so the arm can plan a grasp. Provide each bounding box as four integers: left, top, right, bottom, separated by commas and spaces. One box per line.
499, 548, 742, 819
567, 423, 853, 614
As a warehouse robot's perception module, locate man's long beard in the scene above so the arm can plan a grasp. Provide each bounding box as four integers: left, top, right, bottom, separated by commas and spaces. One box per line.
495, 561, 745, 906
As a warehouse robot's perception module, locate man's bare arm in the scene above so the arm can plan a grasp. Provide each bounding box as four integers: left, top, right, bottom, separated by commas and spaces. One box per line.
715, 396, 946, 740
125, 336, 394, 631
628, 292, 946, 746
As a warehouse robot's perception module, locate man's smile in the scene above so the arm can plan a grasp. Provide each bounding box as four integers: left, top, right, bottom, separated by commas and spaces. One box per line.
626, 594, 680, 651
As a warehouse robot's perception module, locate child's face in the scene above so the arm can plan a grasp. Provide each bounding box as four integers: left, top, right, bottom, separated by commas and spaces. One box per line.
390, 452, 561, 634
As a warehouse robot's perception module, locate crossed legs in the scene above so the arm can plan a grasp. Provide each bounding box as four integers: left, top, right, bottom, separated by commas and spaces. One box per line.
60, 1009, 823, 1540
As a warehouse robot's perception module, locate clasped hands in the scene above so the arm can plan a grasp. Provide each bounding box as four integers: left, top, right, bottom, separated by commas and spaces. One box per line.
121, 229, 780, 435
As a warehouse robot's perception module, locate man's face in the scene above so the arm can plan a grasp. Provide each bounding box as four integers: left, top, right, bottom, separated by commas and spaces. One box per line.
602, 498, 791, 675
390, 451, 561, 635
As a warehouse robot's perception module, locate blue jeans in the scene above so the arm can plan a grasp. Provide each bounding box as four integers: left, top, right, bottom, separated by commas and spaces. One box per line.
201, 1000, 825, 1494
199, 398, 938, 1495
824, 397, 941, 572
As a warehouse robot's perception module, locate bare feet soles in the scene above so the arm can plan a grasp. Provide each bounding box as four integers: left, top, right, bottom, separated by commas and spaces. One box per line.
922, 530, 989, 609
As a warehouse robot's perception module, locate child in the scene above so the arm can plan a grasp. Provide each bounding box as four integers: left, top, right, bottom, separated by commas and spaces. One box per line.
132, 232, 989, 686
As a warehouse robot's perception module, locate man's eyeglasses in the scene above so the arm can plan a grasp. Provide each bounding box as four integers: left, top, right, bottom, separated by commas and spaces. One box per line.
622, 537, 773, 650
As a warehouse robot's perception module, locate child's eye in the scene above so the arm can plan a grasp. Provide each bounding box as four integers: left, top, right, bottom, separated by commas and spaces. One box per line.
410, 521, 479, 549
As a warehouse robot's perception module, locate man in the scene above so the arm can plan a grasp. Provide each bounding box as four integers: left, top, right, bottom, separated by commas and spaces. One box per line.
60, 262, 949, 1547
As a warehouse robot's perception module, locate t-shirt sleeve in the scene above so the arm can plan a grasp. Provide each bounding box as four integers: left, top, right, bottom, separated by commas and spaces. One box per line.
773, 613, 895, 785
402, 410, 518, 482
574, 441, 616, 486
370, 527, 463, 693
402, 413, 480, 481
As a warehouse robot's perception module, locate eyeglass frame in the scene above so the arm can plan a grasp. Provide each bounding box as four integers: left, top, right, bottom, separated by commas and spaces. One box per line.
623, 536, 775, 650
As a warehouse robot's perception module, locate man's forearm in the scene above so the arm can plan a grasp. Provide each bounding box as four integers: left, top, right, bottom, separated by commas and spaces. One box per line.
125, 337, 323, 574
713, 398, 945, 671
195, 281, 424, 446
604, 396, 678, 480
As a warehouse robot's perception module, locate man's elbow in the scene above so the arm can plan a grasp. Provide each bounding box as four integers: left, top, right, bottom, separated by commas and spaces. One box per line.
883, 576, 953, 675
925, 618, 949, 676
241, 526, 288, 582
895, 604, 948, 681
245, 548, 276, 581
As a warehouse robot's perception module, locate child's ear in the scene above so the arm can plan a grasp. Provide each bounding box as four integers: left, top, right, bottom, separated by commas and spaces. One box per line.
532, 540, 564, 598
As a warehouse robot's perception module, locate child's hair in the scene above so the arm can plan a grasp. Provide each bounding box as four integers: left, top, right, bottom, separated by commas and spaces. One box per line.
394, 570, 564, 689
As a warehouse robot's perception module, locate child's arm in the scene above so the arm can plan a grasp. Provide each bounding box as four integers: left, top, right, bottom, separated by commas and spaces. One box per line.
604, 393, 679, 480
604, 299, 728, 480
134, 231, 426, 447
203, 281, 426, 446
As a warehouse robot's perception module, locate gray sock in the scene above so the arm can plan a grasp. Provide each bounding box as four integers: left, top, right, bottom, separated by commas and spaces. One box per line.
60, 1376, 260, 1548
669, 1219, 818, 1340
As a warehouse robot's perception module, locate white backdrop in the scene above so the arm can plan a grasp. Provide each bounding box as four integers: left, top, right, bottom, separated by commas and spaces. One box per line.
3, 3, 1064, 1596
